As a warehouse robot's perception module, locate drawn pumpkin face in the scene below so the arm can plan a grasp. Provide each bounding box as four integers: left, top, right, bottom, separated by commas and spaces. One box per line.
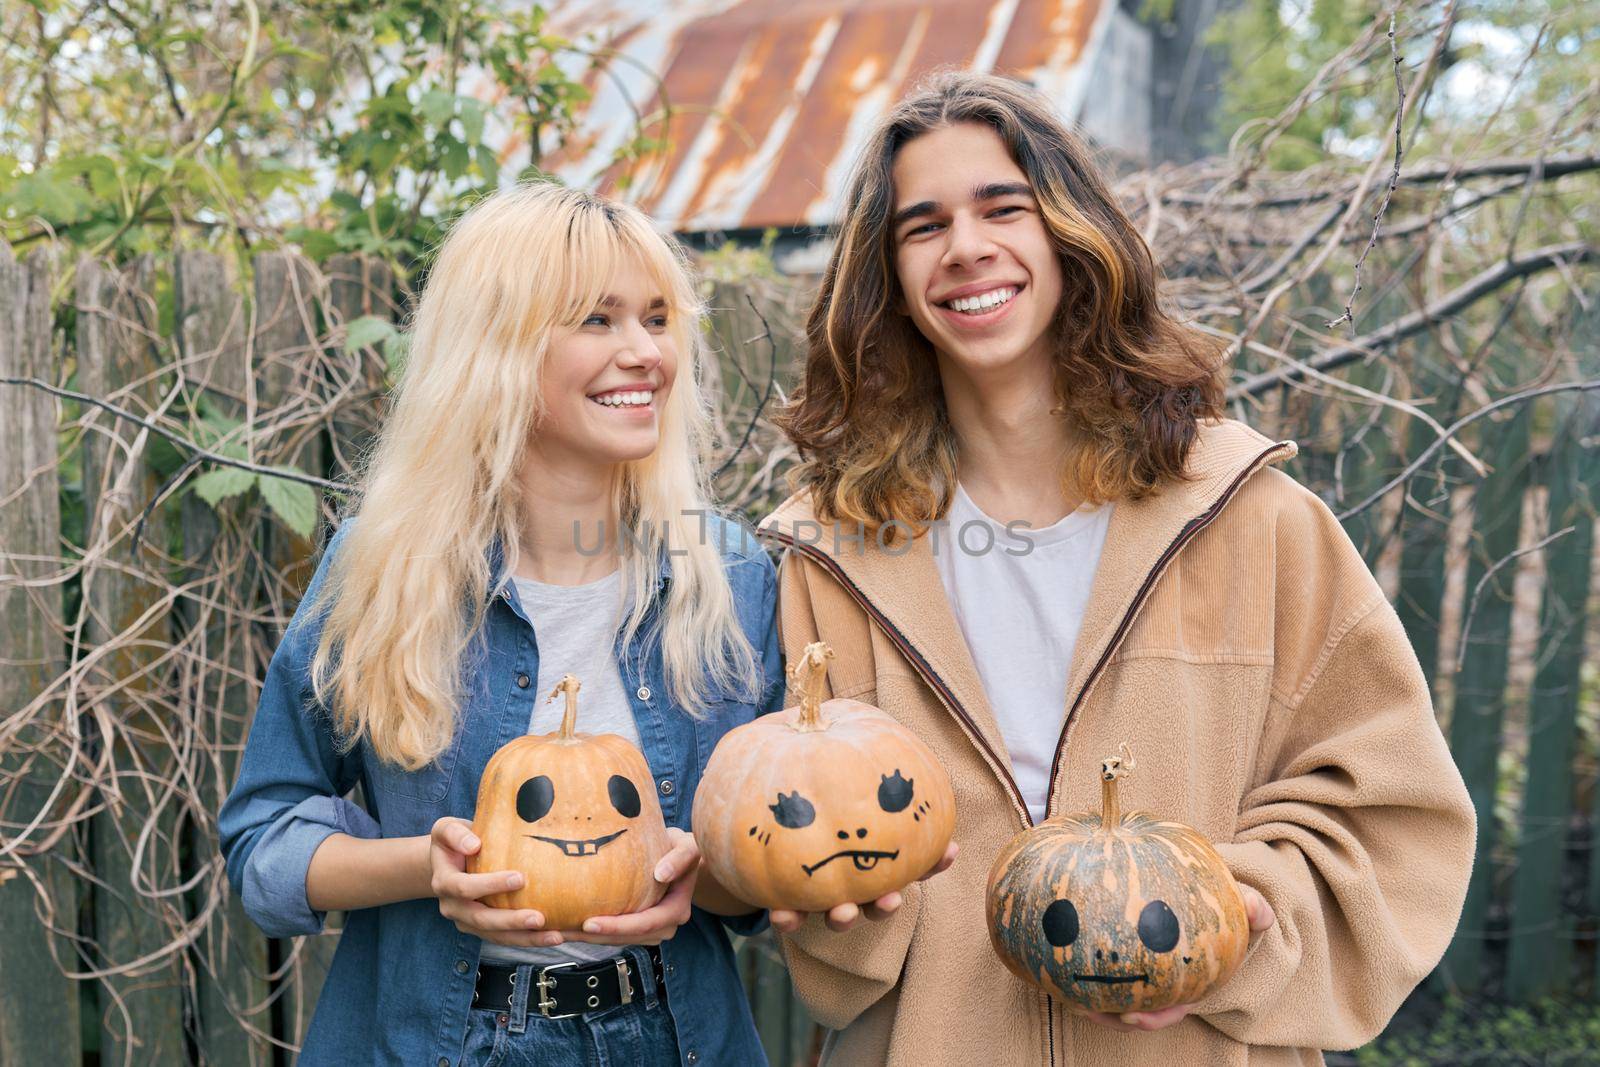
693, 643, 956, 911
985, 751, 1250, 1014
469, 676, 671, 929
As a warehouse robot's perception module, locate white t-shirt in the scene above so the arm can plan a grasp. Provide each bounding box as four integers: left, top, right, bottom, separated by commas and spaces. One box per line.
479, 569, 644, 968
933, 483, 1112, 823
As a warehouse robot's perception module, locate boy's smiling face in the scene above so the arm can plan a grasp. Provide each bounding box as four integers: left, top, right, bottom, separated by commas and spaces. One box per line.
889, 122, 1064, 382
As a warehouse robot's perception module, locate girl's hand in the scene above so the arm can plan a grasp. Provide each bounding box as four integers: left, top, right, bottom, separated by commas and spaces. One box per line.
1083, 885, 1276, 1032
428, 817, 561, 949
768, 840, 958, 934
549, 828, 702, 947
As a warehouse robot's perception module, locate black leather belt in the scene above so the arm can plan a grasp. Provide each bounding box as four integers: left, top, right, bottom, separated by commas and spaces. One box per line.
473, 947, 665, 1020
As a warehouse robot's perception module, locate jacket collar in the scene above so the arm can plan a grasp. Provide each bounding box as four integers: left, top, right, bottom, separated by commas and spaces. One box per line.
757, 419, 1297, 774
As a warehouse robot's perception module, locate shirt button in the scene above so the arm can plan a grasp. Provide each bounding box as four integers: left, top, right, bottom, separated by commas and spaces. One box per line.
658, 778, 674, 796
438, 1059, 450, 1067
516, 673, 530, 689
454, 959, 469, 974
686, 1053, 698, 1065
636, 685, 651, 701
665, 962, 676, 976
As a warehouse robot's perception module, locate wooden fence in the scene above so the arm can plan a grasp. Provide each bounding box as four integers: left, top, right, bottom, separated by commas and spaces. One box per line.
0, 240, 1595, 1065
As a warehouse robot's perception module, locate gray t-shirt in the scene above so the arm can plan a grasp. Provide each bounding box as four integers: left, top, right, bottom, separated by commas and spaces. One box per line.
478, 569, 648, 968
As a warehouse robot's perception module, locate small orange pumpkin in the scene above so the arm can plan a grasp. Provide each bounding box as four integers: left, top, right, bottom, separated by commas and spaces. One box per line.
468, 675, 671, 929
986, 747, 1249, 1014
693, 642, 955, 912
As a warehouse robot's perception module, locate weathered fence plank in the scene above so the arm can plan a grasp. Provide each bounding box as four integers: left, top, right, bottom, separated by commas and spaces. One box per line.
1440, 405, 1535, 993
0, 242, 82, 1064
77, 254, 189, 1065
175, 249, 275, 1066
1394, 414, 1453, 693
1504, 395, 1600, 1000
326, 252, 395, 477
1334, 364, 1399, 566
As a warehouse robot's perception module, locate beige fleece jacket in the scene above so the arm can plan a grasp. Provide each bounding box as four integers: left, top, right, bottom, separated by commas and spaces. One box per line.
755, 419, 1475, 1067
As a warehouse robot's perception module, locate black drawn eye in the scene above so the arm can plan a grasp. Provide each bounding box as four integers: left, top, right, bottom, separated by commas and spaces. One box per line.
1043, 899, 1079, 948
877, 770, 914, 813
1138, 900, 1180, 953
608, 775, 641, 818
770, 791, 816, 829
517, 775, 555, 822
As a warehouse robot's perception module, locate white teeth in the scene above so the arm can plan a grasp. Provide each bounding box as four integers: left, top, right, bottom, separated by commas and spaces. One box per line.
946, 286, 1018, 314
592, 390, 654, 407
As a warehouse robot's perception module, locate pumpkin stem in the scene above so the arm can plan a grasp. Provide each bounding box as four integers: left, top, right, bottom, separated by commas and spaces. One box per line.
788, 641, 835, 731
1100, 744, 1136, 827
548, 674, 582, 740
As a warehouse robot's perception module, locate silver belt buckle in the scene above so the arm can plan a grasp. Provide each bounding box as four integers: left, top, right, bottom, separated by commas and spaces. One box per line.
535, 961, 582, 1020
616, 957, 634, 1006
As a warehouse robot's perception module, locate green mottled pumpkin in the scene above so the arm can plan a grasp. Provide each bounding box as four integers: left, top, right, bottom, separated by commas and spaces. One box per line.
985, 749, 1249, 1014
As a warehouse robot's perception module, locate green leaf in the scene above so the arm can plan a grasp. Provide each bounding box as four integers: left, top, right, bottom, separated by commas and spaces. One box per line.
440, 137, 470, 180
474, 144, 499, 184
78, 155, 122, 200
259, 467, 319, 539
192, 466, 258, 506
288, 226, 342, 260
459, 99, 487, 144
368, 136, 402, 177
191, 407, 249, 461
344, 314, 399, 355
2, 169, 96, 224
420, 89, 457, 128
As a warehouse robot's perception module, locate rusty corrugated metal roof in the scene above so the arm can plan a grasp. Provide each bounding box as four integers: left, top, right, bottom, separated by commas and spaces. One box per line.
519, 0, 1115, 232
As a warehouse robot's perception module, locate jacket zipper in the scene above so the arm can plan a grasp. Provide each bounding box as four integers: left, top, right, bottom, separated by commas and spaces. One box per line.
1041, 441, 1294, 820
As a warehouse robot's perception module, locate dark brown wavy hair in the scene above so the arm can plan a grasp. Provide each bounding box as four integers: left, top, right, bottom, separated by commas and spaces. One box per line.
776, 70, 1227, 531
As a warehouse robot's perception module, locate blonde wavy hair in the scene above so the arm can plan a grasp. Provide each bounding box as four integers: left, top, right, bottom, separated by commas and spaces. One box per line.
309, 182, 758, 769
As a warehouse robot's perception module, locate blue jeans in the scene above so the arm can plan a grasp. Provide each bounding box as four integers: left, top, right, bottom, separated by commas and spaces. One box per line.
460, 947, 681, 1067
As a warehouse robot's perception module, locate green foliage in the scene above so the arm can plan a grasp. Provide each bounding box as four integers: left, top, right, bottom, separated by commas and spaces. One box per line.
1207, 1, 1600, 168
1355, 998, 1600, 1065
190, 464, 318, 539
1207, 0, 1384, 167
344, 314, 408, 375
191, 467, 258, 507
699, 231, 784, 286
0, 1, 659, 272
258, 469, 319, 538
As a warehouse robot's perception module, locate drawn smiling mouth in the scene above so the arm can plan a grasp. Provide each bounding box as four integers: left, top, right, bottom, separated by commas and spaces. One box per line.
526, 828, 628, 856
1071, 973, 1148, 985
801, 849, 900, 876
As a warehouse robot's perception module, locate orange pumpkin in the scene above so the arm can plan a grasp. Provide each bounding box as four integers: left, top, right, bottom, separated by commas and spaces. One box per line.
469, 675, 671, 929
985, 747, 1249, 1014
693, 642, 955, 912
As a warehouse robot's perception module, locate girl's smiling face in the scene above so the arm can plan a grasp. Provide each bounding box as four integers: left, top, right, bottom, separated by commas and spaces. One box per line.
889, 122, 1064, 382
536, 260, 679, 469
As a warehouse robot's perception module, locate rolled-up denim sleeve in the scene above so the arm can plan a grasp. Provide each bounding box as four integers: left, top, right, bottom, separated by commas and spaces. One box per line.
235, 793, 381, 937
218, 522, 381, 939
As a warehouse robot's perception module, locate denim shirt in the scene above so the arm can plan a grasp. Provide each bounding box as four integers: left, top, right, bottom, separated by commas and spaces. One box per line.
219, 516, 782, 1067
